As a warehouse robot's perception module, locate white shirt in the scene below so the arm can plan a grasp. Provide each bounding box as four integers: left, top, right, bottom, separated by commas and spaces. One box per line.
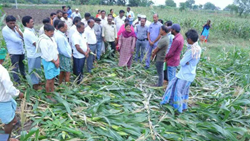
114, 16, 126, 31
126, 11, 135, 22
72, 31, 88, 59
81, 18, 88, 27
39, 25, 44, 36
2, 25, 24, 55
84, 26, 97, 44
0, 65, 20, 102
71, 12, 81, 19
55, 30, 72, 58
68, 25, 77, 46
100, 17, 107, 26
61, 17, 73, 36
23, 27, 40, 58
38, 35, 58, 62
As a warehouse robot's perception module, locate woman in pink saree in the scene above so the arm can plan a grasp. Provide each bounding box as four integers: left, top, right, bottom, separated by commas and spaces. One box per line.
117, 23, 136, 68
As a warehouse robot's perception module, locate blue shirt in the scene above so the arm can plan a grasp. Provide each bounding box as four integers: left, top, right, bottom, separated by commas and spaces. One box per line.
166, 33, 174, 54
55, 30, 72, 58
67, 9, 72, 18
176, 44, 201, 82
2, 25, 24, 55
23, 27, 40, 58
148, 21, 162, 46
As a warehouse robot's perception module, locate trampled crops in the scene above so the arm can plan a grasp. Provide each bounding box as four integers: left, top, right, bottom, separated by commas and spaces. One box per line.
0, 5, 250, 141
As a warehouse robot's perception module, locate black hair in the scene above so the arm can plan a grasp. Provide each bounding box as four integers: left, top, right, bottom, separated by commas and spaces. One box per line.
185, 29, 199, 42
76, 22, 85, 29
140, 18, 146, 22
98, 10, 101, 13
53, 19, 61, 28
101, 10, 106, 13
68, 6, 71, 9
73, 17, 81, 24
108, 14, 112, 17
127, 7, 131, 10
63, 12, 68, 15
110, 9, 113, 12
58, 21, 65, 29
22, 16, 32, 27
158, 19, 164, 24
6, 15, 16, 22
62, 6, 66, 9
161, 25, 168, 33
42, 18, 50, 24
90, 16, 95, 20
124, 18, 129, 23
84, 13, 91, 18
50, 13, 56, 17
44, 24, 55, 31
87, 19, 94, 25
119, 10, 125, 14
125, 23, 130, 28
165, 21, 172, 26
56, 10, 63, 14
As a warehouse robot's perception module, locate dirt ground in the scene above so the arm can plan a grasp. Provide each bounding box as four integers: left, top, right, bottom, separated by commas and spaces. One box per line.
4, 8, 60, 24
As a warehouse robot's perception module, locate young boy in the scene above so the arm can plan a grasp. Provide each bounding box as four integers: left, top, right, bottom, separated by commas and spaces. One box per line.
161, 29, 202, 113
0, 48, 24, 141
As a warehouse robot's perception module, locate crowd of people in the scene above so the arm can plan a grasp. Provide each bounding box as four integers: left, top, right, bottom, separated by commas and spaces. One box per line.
0, 6, 205, 140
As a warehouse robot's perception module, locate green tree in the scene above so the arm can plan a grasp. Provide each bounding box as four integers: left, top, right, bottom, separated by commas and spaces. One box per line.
234, 0, 250, 16
185, 0, 195, 9
117, 0, 126, 5
179, 2, 186, 11
204, 2, 216, 10
224, 4, 239, 14
192, 4, 198, 10
198, 4, 203, 9
165, 0, 176, 7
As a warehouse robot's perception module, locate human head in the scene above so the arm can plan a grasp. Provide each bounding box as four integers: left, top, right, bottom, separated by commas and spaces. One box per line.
185, 29, 199, 45
63, 12, 68, 19
158, 19, 163, 24
75, 8, 79, 13
73, 17, 81, 25
88, 19, 95, 28
97, 10, 101, 14
101, 10, 106, 18
160, 25, 168, 35
56, 10, 63, 19
85, 13, 91, 20
0, 48, 7, 63
127, 7, 131, 12
153, 14, 159, 23
107, 16, 112, 24
119, 10, 125, 17
62, 6, 66, 11
42, 18, 50, 25
125, 23, 131, 32
50, 13, 56, 20
58, 21, 67, 33
6, 15, 16, 29
137, 14, 141, 21
94, 18, 101, 24
171, 24, 181, 35
44, 24, 55, 37
207, 20, 211, 25
68, 6, 71, 10
76, 22, 85, 34
110, 9, 113, 14
165, 20, 173, 27
140, 18, 146, 26
22, 16, 34, 28
53, 19, 61, 29
124, 18, 129, 24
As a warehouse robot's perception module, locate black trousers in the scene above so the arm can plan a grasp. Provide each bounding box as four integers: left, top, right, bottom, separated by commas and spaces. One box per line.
10, 54, 26, 83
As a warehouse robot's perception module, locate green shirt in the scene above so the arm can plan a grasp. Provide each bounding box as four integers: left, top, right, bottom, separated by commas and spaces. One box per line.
156, 34, 169, 62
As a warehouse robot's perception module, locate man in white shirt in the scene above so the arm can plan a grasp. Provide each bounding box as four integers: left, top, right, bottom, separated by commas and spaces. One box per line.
39, 18, 50, 36
72, 22, 90, 84
81, 13, 91, 26
2, 15, 26, 84
68, 17, 81, 48
61, 12, 73, 37
126, 7, 135, 25
0, 48, 24, 141
71, 8, 81, 19
85, 19, 97, 73
37, 24, 60, 93
114, 10, 126, 32
100, 10, 107, 26
133, 14, 141, 27
22, 16, 42, 90
55, 21, 72, 84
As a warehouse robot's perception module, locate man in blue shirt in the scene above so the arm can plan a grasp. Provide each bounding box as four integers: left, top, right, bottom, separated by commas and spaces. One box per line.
67, 6, 72, 18
2, 15, 26, 84
145, 14, 162, 69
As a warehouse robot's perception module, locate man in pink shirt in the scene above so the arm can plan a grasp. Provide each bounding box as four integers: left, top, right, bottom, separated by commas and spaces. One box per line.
164, 24, 184, 81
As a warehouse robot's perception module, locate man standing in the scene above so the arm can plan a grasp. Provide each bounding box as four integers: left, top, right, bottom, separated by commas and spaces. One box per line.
151, 26, 169, 87
69, 17, 81, 48
22, 16, 42, 90
102, 17, 117, 58
145, 14, 162, 69
61, 12, 73, 36
81, 13, 91, 26
165, 24, 184, 81
50, 13, 56, 25
67, 6, 72, 18
53, 10, 63, 23
39, 18, 50, 36
114, 10, 126, 31
55, 21, 72, 84
94, 18, 103, 60
85, 19, 97, 73
126, 7, 135, 25
72, 22, 90, 84
133, 14, 141, 27
100, 10, 107, 26
71, 8, 81, 19
62, 6, 67, 12
2, 15, 25, 84
135, 18, 148, 63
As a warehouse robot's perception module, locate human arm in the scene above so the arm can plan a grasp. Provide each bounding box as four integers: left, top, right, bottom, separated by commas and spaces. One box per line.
2, 28, 23, 43
131, 36, 136, 53
152, 33, 161, 44
165, 40, 180, 60
75, 44, 88, 57
114, 26, 118, 44
15, 25, 23, 38
180, 50, 192, 66
102, 26, 106, 42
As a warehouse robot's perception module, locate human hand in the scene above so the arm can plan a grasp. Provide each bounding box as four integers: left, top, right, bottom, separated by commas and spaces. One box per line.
19, 92, 24, 99
55, 59, 60, 68
149, 41, 154, 46
15, 24, 20, 31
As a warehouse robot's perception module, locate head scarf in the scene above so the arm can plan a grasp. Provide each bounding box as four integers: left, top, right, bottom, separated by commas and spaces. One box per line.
122, 24, 136, 38
0, 48, 7, 60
